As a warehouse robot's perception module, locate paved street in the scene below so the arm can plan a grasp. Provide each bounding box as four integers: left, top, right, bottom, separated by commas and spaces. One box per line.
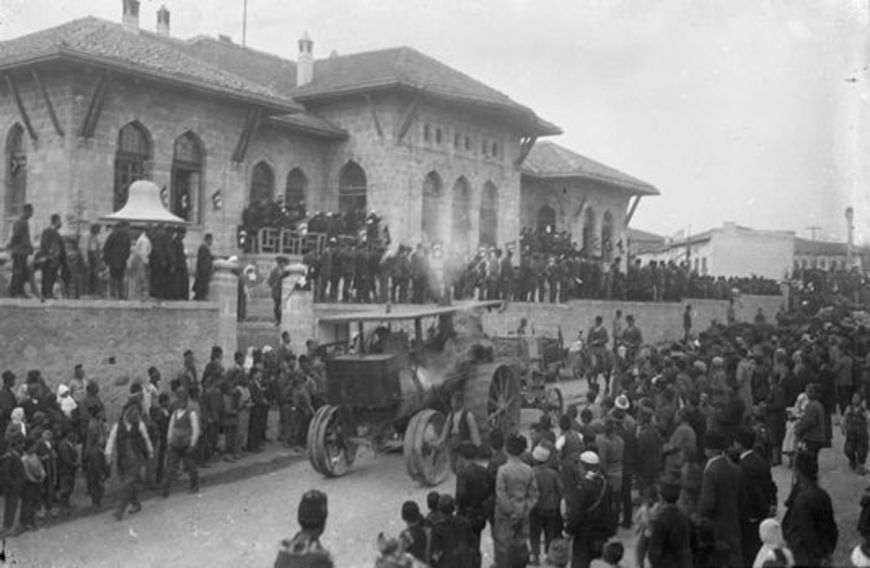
0, 376, 864, 567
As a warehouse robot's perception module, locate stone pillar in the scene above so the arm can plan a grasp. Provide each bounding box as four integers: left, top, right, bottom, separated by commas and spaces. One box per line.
281, 263, 310, 350
209, 259, 239, 359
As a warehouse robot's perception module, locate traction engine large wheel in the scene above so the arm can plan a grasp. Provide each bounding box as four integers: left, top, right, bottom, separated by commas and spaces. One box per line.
403, 409, 449, 486
465, 363, 522, 449
307, 405, 356, 478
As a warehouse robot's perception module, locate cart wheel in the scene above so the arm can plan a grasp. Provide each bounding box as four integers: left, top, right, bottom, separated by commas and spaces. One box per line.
546, 387, 564, 425
308, 405, 356, 478
403, 409, 448, 486
487, 365, 522, 437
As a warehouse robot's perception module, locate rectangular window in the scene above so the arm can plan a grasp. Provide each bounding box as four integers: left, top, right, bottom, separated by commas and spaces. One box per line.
423, 124, 430, 142
465, 135, 471, 151
482, 140, 488, 157
492, 142, 499, 159
454, 133, 460, 148
435, 128, 442, 144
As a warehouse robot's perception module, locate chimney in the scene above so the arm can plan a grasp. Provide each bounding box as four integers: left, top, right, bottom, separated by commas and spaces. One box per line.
297, 32, 314, 87
156, 5, 170, 37
122, 0, 140, 31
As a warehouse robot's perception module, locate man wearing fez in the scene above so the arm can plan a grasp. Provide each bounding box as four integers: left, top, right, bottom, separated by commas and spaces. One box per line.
274, 490, 333, 567
193, 233, 214, 300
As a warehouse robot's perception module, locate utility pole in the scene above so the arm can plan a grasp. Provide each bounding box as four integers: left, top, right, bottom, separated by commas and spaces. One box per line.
242, 0, 248, 47
805, 225, 822, 241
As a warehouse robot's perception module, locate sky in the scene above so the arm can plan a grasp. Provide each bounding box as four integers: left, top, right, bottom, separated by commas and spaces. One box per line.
0, 0, 866, 243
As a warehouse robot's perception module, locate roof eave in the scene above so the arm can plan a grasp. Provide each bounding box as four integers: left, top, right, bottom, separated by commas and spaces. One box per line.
520, 171, 659, 196
1, 49, 302, 114
265, 116, 349, 140
294, 81, 561, 136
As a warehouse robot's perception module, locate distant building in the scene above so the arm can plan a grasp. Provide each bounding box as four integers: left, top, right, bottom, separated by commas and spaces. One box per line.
793, 237, 868, 272
639, 222, 794, 280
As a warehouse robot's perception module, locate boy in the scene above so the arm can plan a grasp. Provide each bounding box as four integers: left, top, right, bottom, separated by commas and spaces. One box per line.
843, 392, 869, 473
20, 438, 46, 533
399, 500, 429, 564
56, 426, 79, 511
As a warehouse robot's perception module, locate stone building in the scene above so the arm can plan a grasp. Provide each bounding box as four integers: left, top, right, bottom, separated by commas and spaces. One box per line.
0, 2, 657, 261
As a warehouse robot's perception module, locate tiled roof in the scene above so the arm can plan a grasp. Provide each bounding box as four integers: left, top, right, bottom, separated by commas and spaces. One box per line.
794, 237, 849, 256
179, 39, 559, 136
268, 113, 348, 139
626, 227, 665, 243
177, 35, 299, 97
522, 141, 659, 196
0, 17, 302, 113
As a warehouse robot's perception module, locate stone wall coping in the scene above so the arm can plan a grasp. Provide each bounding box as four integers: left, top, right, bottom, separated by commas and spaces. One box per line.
0, 298, 220, 312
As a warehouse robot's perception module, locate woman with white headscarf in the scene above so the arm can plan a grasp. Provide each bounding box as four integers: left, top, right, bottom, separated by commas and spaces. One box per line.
5, 407, 26, 442
57, 385, 78, 419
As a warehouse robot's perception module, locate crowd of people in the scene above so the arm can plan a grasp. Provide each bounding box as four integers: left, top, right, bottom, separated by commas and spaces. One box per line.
4, 203, 216, 301
296, 226, 786, 308
0, 331, 325, 534
273, 309, 870, 567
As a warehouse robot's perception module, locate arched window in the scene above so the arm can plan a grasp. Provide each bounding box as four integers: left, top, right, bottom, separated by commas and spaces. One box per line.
338, 161, 367, 216
479, 181, 498, 247
582, 207, 597, 257
537, 205, 556, 233
250, 161, 275, 206
285, 168, 308, 219
452, 176, 472, 245
422, 171, 444, 244
171, 131, 203, 222
601, 210, 614, 262
114, 121, 151, 211
5, 124, 26, 218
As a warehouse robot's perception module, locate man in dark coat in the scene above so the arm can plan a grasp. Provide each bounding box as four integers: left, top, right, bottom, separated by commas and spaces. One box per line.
783, 451, 838, 566
149, 225, 175, 299
565, 451, 616, 568
38, 213, 67, 299
430, 494, 474, 568
697, 430, 747, 568
733, 428, 777, 566
8, 202, 34, 298
794, 383, 827, 471
192, 233, 213, 300
173, 228, 189, 300
647, 481, 692, 568
455, 442, 491, 568
0, 371, 17, 435
103, 221, 131, 299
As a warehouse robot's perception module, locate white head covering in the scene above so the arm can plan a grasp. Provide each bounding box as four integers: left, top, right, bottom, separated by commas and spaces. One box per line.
580, 451, 599, 466
57, 384, 78, 419
532, 445, 551, 463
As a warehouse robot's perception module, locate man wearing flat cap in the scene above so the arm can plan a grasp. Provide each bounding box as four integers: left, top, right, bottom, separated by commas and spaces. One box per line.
565, 451, 616, 568
697, 430, 747, 567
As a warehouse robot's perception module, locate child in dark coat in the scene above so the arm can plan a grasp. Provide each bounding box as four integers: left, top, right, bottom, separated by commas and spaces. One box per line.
56, 426, 79, 510
842, 392, 869, 473
20, 438, 46, 532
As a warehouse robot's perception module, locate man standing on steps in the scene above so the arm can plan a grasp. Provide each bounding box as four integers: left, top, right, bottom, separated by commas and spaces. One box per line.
38, 213, 67, 299
268, 256, 289, 326
192, 233, 214, 300
7, 202, 34, 298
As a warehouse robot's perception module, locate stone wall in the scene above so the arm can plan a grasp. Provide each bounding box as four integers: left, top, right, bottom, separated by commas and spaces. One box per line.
480, 294, 785, 345
313, 93, 525, 252
0, 298, 220, 421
